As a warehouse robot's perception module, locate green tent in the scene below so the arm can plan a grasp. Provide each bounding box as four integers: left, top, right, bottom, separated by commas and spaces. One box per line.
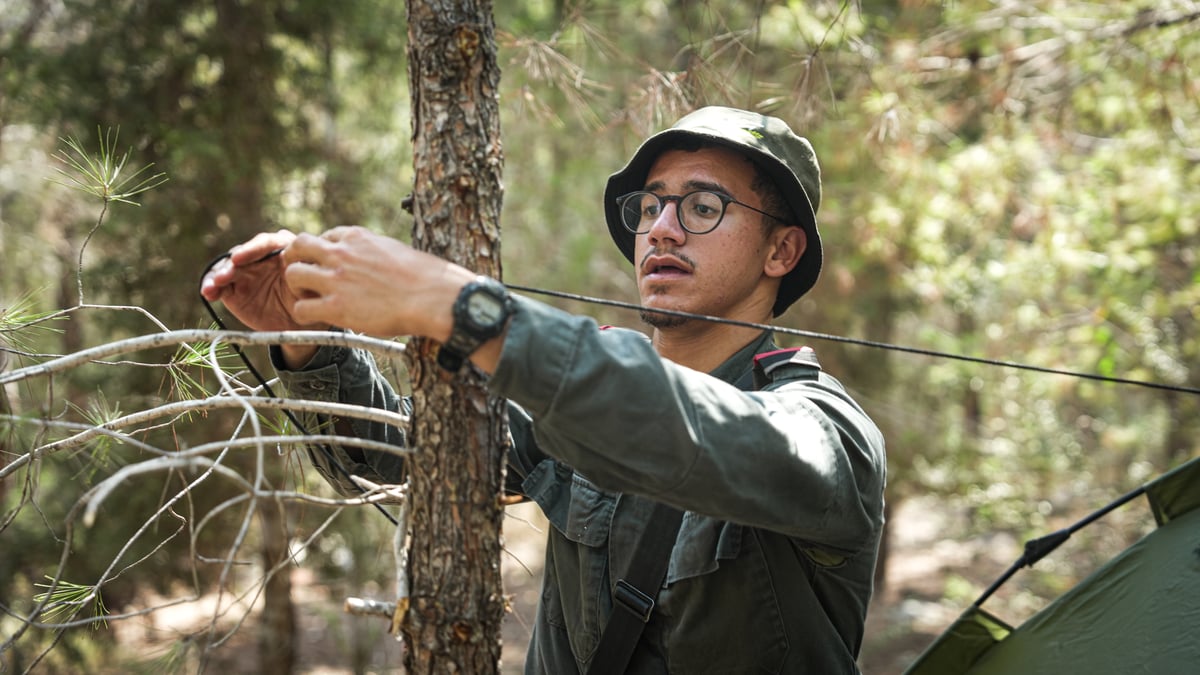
904, 456, 1200, 675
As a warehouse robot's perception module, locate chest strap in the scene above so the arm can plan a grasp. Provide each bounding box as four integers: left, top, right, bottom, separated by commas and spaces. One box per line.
587, 347, 819, 674
586, 501, 684, 674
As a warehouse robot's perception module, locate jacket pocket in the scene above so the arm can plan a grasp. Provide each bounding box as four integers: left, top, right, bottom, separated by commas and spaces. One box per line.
661, 528, 789, 674
666, 511, 743, 584
524, 462, 616, 664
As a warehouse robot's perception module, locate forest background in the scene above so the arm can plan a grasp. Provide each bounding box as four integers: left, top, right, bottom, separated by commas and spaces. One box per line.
1, 0, 1198, 673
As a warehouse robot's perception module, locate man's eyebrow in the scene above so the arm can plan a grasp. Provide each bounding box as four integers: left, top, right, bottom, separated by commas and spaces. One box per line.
641, 179, 732, 194
685, 179, 728, 194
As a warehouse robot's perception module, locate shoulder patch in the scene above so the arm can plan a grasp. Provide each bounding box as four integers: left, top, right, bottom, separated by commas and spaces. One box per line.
753, 347, 821, 389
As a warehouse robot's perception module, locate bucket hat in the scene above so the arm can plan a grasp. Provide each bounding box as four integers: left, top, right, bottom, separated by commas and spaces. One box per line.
604, 106, 822, 316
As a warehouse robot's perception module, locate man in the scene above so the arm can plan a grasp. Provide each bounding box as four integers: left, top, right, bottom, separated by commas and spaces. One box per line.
202, 106, 886, 673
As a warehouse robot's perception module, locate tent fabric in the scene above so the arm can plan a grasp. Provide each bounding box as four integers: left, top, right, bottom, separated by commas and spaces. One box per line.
904, 456, 1200, 675
966, 505, 1200, 674
1146, 455, 1200, 525
900, 608, 1011, 675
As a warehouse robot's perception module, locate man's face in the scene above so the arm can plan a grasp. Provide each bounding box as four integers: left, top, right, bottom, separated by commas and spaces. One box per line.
633, 146, 790, 327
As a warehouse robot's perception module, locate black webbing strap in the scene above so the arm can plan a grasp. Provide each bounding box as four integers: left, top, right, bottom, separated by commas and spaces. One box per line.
586, 500, 684, 675
587, 345, 806, 673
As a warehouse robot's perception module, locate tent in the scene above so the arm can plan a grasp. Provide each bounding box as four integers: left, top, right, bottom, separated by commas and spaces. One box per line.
903, 456, 1200, 675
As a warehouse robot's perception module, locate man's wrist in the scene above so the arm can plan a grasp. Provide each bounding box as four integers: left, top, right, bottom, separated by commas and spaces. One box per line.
437, 276, 514, 373
279, 344, 319, 370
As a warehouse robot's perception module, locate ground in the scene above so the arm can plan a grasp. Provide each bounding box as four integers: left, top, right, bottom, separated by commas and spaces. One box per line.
99, 494, 1132, 674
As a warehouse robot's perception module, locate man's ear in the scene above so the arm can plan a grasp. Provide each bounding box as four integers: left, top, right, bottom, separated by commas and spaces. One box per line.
764, 226, 807, 279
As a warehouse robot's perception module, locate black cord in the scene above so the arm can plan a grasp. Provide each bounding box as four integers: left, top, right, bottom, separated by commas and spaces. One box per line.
199, 249, 398, 525
499, 285, 1197, 607
196, 246, 1193, 529
505, 284, 1200, 397
972, 483, 1147, 608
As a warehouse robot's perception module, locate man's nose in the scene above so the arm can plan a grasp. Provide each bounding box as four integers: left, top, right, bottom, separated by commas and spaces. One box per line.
645, 199, 686, 247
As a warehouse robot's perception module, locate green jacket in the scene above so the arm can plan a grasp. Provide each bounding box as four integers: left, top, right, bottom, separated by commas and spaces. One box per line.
275, 295, 887, 674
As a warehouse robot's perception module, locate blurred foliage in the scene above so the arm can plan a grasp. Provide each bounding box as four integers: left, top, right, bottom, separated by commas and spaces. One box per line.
1, 0, 1198, 672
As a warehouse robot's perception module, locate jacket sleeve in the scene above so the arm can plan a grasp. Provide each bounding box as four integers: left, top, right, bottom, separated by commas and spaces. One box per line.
271, 343, 547, 499
489, 296, 887, 555
271, 343, 410, 496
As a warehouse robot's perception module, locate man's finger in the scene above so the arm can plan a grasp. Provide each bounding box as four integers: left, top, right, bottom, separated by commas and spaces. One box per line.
283, 232, 333, 265
200, 257, 237, 300
230, 231, 287, 265
283, 260, 336, 297
291, 294, 338, 327
199, 276, 225, 301
319, 225, 360, 243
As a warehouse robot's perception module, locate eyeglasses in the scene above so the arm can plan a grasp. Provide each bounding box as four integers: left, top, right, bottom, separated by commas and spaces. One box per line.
616, 190, 788, 235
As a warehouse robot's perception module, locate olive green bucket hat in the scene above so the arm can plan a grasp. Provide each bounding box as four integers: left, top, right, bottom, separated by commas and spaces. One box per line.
603, 106, 822, 317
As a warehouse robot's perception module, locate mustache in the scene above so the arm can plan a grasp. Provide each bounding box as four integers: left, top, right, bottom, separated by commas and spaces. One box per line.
639, 247, 697, 271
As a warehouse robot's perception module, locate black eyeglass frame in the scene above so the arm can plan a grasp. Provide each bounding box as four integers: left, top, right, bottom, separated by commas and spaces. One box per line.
616, 190, 790, 235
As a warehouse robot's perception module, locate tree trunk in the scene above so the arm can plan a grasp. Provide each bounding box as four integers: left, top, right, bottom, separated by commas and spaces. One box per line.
402, 1, 507, 673
258, 489, 296, 675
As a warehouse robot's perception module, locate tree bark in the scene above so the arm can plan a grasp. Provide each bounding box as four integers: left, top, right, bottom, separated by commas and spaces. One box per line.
258, 489, 296, 675
402, 1, 507, 673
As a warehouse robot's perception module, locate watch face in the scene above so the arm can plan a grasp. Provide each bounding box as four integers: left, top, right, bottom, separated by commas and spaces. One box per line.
466, 292, 506, 327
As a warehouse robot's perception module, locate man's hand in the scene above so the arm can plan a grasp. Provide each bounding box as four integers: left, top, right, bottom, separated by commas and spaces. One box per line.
201, 229, 328, 368
282, 226, 472, 343
204, 226, 504, 374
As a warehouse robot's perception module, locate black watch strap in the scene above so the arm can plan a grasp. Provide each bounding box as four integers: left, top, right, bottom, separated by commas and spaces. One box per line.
437, 276, 512, 372
436, 344, 469, 372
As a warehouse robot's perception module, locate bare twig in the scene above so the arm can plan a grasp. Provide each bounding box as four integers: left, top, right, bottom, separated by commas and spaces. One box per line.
0, 329, 406, 386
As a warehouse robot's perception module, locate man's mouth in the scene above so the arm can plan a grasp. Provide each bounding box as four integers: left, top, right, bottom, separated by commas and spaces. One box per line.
641, 254, 693, 279
647, 263, 689, 277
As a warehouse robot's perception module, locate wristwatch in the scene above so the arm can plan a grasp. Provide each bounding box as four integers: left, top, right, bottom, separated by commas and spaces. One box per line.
437, 275, 514, 372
